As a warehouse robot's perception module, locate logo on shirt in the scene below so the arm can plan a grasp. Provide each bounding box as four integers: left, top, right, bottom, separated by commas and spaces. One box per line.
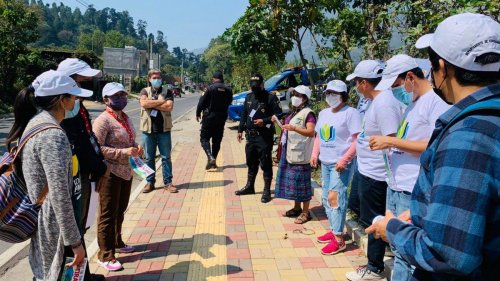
397, 120, 409, 139
320, 123, 335, 142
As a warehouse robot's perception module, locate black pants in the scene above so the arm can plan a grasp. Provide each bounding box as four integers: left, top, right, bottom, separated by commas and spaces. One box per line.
348, 166, 361, 217
357, 171, 388, 273
200, 112, 227, 159
245, 134, 273, 180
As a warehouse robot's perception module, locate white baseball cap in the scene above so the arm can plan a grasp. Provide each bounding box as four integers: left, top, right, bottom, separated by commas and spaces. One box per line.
102, 82, 128, 97
57, 58, 103, 77
324, 80, 348, 93
346, 60, 384, 81
33, 70, 93, 98
292, 85, 312, 99
415, 13, 500, 72
375, 54, 419, 91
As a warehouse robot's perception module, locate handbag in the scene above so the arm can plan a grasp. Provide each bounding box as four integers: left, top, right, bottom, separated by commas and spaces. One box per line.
0, 123, 61, 243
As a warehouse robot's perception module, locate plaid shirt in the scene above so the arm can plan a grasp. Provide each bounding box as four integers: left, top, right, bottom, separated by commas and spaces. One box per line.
386, 83, 500, 281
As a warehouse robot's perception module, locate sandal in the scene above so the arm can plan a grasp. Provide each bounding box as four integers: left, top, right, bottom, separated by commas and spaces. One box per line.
294, 212, 312, 224
284, 208, 302, 217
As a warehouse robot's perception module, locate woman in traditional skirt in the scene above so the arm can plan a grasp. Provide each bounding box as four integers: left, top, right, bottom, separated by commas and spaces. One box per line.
273, 85, 316, 224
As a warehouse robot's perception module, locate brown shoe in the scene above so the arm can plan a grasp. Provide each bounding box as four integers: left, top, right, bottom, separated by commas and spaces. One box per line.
165, 183, 178, 193
142, 183, 155, 193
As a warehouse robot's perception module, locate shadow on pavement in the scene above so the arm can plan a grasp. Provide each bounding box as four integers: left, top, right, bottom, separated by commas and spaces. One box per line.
107, 233, 240, 280
175, 180, 234, 190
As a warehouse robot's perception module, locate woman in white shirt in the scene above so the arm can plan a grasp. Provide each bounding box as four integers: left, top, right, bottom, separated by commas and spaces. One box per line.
311, 80, 361, 255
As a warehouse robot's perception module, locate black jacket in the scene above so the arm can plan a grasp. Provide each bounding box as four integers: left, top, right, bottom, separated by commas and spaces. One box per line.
238, 90, 282, 134
60, 105, 107, 181
196, 82, 233, 117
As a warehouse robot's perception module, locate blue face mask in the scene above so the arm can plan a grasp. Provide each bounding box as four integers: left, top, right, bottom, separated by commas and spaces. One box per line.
391, 86, 413, 106
65, 99, 80, 119
151, 79, 162, 88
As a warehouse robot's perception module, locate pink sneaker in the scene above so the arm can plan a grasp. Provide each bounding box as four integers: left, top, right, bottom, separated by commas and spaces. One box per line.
98, 259, 123, 271
116, 245, 135, 253
317, 231, 334, 243
321, 239, 346, 255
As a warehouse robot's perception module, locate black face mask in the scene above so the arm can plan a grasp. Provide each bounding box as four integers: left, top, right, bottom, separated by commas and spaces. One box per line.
431, 67, 452, 105
251, 86, 262, 93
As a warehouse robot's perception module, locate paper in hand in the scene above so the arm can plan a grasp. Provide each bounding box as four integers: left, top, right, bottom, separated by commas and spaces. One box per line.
129, 156, 155, 179
61, 258, 87, 281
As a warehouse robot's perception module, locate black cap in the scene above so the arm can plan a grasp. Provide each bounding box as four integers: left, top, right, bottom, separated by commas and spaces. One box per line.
213, 71, 224, 81
249, 73, 264, 87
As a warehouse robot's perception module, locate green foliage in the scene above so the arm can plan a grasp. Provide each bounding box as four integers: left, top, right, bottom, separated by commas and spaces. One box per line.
0, 0, 39, 101
202, 38, 234, 82
394, 0, 500, 56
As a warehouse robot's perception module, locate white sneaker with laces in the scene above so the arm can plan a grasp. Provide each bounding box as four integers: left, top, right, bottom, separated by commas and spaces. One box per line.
346, 265, 386, 280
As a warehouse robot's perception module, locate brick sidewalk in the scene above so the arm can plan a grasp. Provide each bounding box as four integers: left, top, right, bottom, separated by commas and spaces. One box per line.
89, 124, 367, 281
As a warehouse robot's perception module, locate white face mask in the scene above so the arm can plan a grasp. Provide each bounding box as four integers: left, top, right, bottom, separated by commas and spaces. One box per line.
326, 94, 342, 108
291, 96, 303, 107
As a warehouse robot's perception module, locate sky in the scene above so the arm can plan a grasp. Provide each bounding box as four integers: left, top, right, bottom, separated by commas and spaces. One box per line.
48, 0, 249, 51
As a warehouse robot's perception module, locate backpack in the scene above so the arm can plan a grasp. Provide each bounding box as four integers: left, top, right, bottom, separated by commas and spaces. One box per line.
0, 123, 62, 243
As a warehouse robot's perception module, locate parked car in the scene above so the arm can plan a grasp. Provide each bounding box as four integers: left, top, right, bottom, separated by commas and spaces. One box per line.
228, 67, 327, 121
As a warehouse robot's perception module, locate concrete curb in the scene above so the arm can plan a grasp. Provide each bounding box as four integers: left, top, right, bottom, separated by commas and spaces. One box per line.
0, 105, 197, 275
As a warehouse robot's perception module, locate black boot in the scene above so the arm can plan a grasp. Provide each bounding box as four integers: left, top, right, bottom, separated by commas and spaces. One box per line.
201, 141, 216, 170
235, 174, 256, 196
261, 177, 272, 203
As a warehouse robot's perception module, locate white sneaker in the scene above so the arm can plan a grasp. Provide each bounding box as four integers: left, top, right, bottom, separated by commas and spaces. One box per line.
98, 259, 123, 271
346, 266, 386, 280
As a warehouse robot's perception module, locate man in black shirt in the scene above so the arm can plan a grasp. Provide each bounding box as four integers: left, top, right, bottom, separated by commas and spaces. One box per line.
235, 73, 282, 203
139, 69, 177, 194
196, 71, 233, 170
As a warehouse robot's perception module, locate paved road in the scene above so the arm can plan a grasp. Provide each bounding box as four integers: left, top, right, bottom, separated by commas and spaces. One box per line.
0, 92, 201, 261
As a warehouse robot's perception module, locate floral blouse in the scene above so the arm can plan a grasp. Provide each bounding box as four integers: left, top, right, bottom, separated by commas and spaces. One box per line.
93, 108, 138, 180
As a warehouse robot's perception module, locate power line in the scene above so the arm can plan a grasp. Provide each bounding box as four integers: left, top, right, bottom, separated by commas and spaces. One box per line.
74, 0, 91, 9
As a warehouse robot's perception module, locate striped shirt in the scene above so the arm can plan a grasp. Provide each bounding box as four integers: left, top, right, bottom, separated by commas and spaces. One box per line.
386, 83, 500, 280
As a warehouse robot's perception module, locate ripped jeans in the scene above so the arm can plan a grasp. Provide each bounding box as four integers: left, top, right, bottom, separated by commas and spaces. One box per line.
321, 162, 352, 235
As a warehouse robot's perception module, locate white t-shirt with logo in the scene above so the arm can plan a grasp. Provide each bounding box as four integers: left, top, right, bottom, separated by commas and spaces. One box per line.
357, 97, 371, 117
357, 90, 405, 181
388, 90, 451, 192
316, 106, 362, 165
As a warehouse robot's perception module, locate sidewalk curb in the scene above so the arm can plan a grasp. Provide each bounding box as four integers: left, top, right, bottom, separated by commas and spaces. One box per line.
0, 241, 30, 276
0, 105, 197, 276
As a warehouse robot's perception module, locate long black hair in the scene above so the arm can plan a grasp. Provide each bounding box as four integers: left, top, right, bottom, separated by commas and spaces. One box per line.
6, 86, 68, 150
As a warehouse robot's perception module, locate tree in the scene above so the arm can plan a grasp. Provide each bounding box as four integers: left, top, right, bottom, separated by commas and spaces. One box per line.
137, 19, 147, 40
202, 37, 234, 82
227, 0, 333, 87
0, 0, 39, 101
394, 0, 499, 56
77, 29, 105, 54
104, 30, 125, 48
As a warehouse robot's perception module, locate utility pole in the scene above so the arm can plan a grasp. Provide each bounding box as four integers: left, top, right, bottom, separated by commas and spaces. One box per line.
180, 56, 184, 86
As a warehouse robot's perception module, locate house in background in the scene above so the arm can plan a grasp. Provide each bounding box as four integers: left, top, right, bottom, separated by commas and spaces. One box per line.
103, 46, 161, 91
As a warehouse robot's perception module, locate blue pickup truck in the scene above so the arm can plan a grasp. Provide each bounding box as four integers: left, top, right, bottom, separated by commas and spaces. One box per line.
228, 67, 327, 121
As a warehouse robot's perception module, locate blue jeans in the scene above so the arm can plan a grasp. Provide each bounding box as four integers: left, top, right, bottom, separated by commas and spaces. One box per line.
142, 132, 173, 185
321, 162, 352, 235
386, 188, 414, 281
